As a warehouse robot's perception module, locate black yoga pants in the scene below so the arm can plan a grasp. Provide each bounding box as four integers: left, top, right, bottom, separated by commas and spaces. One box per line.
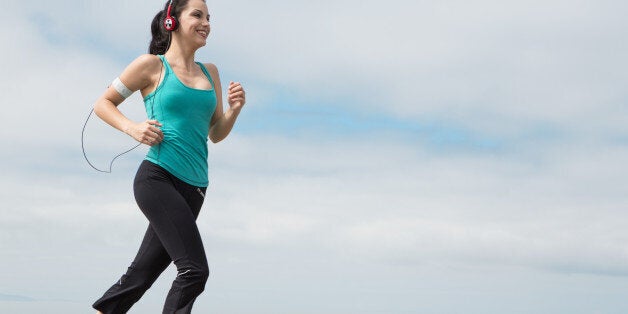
93, 160, 209, 314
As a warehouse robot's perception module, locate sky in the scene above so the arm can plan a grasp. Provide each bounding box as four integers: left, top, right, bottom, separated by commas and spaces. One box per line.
1, 0, 628, 313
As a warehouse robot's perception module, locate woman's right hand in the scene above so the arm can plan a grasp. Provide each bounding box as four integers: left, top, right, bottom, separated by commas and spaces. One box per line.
126, 120, 164, 146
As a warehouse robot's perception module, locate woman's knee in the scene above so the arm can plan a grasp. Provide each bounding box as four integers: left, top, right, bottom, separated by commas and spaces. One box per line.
177, 264, 210, 286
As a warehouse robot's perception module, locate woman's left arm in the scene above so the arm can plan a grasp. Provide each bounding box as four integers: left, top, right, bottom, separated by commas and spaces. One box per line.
205, 63, 246, 143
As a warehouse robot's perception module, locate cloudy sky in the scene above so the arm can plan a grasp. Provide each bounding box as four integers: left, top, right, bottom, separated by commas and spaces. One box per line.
2, 0, 628, 313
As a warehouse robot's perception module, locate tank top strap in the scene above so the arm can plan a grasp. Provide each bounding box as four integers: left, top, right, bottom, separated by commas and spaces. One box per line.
158, 55, 173, 74
196, 62, 215, 87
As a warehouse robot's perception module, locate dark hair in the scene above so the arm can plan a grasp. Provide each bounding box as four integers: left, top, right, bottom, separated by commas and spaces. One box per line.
149, 0, 205, 55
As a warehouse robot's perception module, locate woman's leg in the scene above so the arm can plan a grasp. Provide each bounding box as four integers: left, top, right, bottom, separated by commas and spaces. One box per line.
133, 161, 209, 313
93, 161, 208, 314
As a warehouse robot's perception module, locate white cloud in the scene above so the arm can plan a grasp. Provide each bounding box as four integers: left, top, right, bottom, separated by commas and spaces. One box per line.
198, 0, 628, 135
198, 134, 628, 275
2, 1, 628, 313
9, 0, 628, 136
2, 131, 628, 312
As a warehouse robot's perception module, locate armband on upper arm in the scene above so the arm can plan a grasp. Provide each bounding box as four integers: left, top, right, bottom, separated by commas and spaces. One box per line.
111, 77, 134, 99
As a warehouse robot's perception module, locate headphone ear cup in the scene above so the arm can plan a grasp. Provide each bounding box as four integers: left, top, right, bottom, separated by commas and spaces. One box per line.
164, 16, 178, 31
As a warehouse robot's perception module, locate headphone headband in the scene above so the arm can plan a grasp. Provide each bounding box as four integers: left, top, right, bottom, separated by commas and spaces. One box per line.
166, 0, 173, 17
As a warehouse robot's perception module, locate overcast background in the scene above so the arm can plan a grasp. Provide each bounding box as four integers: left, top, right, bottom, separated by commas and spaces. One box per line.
1, 0, 628, 313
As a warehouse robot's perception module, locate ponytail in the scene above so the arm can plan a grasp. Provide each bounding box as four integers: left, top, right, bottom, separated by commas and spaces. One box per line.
149, 10, 169, 55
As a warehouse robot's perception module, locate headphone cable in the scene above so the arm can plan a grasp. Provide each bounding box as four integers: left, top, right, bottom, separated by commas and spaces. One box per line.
81, 108, 141, 173
82, 59, 164, 173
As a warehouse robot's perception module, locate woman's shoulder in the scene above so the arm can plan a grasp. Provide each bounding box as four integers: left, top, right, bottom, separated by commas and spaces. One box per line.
118, 54, 164, 90
200, 62, 219, 78
120, 54, 163, 80
132, 54, 163, 68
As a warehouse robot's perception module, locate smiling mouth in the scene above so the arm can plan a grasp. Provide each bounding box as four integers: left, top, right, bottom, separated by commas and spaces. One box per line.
197, 30, 208, 38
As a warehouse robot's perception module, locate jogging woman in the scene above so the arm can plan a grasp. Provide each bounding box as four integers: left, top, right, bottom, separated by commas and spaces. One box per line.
92, 0, 245, 312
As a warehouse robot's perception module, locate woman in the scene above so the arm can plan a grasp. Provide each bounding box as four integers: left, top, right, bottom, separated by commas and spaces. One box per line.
91, 0, 245, 313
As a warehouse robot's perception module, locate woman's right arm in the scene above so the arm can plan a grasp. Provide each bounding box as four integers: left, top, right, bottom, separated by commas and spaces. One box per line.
93, 54, 164, 146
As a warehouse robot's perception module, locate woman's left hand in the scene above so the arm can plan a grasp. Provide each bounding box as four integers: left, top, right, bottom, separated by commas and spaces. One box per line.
227, 81, 246, 110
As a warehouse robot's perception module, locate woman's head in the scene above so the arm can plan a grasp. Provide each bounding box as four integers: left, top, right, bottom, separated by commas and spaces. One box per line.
149, 0, 209, 55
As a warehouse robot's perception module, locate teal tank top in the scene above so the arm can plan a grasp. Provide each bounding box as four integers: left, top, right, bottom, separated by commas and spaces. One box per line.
142, 55, 217, 187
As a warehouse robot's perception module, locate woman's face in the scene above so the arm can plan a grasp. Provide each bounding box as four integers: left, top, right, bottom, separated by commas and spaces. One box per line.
176, 0, 210, 48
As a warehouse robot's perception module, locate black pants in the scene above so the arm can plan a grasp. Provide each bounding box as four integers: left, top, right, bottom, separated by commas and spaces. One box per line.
93, 160, 209, 314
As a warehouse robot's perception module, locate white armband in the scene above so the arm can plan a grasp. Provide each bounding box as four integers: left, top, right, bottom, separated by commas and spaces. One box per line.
111, 77, 134, 99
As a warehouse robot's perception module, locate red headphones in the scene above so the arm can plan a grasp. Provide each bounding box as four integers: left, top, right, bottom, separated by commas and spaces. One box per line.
163, 0, 178, 31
